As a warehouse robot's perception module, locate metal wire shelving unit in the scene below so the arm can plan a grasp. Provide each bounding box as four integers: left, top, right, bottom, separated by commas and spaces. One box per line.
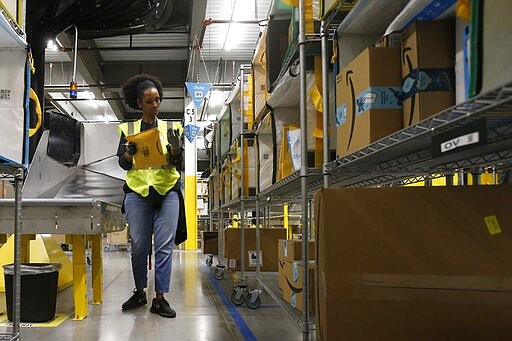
0, 165, 23, 341
0, 3, 28, 339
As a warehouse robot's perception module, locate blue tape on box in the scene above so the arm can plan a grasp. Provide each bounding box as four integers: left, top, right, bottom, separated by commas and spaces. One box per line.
402, 68, 455, 101
336, 103, 347, 126
355, 87, 403, 115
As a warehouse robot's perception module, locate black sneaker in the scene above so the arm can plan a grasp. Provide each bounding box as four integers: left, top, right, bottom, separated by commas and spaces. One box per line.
122, 290, 147, 311
150, 297, 176, 318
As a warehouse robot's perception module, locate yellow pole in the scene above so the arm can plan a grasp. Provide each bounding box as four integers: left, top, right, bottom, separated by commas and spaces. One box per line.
17, 0, 23, 26
72, 234, 88, 320
184, 102, 198, 250
284, 205, 290, 239
184, 175, 197, 250
91, 234, 103, 304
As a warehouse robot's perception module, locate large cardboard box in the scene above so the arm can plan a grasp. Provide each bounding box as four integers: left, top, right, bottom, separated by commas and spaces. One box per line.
282, 260, 316, 314
401, 20, 455, 127
336, 47, 403, 158
314, 186, 512, 341
201, 231, 218, 255
224, 228, 287, 271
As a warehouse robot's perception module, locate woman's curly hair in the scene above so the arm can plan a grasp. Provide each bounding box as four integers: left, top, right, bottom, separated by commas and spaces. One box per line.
121, 73, 164, 110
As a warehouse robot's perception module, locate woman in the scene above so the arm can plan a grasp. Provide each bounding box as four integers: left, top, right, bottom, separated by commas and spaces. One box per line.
117, 73, 184, 318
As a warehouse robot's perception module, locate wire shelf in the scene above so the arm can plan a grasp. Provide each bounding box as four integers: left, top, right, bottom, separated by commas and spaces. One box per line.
327, 84, 512, 187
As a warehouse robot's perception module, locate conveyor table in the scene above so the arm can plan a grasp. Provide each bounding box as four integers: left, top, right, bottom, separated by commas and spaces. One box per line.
0, 198, 125, 320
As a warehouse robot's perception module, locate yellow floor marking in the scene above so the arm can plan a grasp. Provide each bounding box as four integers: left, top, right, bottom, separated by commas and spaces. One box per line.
0, 313, 71, 328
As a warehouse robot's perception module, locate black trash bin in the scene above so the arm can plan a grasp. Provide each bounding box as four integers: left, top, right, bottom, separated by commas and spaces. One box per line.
3, 263, 61, 323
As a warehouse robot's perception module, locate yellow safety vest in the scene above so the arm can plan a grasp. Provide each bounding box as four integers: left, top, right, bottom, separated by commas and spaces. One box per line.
119, 119, 183, 197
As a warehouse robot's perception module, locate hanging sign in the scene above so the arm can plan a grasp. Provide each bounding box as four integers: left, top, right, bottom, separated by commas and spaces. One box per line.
184, 124, 201, 143
185, 82, 212, 108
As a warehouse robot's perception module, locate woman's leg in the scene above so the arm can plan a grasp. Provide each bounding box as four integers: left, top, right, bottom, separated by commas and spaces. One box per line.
153, 191, 179, 293
124, 192, 154, 290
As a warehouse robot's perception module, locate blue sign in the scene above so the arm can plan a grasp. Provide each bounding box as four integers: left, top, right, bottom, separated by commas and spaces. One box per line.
184, 124, 201, 143
185, 82, 212, 108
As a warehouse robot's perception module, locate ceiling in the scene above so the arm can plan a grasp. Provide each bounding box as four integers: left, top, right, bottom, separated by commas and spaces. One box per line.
36, 0, 274, 125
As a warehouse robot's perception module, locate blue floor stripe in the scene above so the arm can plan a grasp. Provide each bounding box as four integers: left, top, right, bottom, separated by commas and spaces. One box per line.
206, 268, 257, 341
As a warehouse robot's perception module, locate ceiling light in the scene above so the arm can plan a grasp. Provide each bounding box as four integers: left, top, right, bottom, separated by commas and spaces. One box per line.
46, 40, 58, 51
224, 24, 245, 51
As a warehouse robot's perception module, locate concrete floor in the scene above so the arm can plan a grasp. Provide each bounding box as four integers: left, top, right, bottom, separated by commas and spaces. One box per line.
0, 248, 314, 340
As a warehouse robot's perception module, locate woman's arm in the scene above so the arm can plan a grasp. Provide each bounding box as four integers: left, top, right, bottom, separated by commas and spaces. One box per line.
117, 133, 134, 170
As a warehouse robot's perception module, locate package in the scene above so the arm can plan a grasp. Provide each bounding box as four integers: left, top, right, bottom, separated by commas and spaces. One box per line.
218, 106, 232, 158
401, 19, 455, 126
231, 138, 257, 200
314, 186, 512, 341
278, 239, 316, 262
282, 260, 316, 314
256, 112, 276, 192
336, 47, 403, 158
201, 231, 218, 255
221, 156, 232, 203
252, 26, 268, 121
107, 229, 129, 245
223, 227, 287, 271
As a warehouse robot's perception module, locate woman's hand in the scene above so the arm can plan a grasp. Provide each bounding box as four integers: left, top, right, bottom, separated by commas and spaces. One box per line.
124, 142, 137, 161
167, 129, 183, 149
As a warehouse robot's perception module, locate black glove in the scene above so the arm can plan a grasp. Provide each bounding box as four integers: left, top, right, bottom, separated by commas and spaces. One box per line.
167, 128, 183, 149
125, 142, 137, 157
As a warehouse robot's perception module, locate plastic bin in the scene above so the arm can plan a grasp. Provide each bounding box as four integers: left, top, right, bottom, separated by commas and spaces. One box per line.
3, 263, 61, 323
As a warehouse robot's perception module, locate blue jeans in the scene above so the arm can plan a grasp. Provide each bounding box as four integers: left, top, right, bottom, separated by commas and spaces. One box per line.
124, 191, 179, 293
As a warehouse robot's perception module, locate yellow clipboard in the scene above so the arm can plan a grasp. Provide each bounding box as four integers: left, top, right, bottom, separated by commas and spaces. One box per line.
125, 128, 167, 169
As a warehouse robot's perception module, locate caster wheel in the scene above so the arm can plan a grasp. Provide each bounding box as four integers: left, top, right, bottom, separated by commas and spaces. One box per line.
230, 290, 245, 306
86, 257, 92, 265
206, 257, 213, 267
104, 246, 109, 252
214, 268, 224, 280
245, 292, 261, 309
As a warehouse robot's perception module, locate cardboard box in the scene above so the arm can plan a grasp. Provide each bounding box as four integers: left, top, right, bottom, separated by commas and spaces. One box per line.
401, 20, 455, 127
201, 231, 218, 255
224, 228, 287, 271
278, 239, 316, 262
336, 47, 403, 158
278, 259, 286, 290
314, 186, 512, 341
282, 260, 316, 314
108, 229, 129, 245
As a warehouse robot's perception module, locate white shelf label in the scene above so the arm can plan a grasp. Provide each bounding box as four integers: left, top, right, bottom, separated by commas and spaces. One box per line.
440, 132, 480, 153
